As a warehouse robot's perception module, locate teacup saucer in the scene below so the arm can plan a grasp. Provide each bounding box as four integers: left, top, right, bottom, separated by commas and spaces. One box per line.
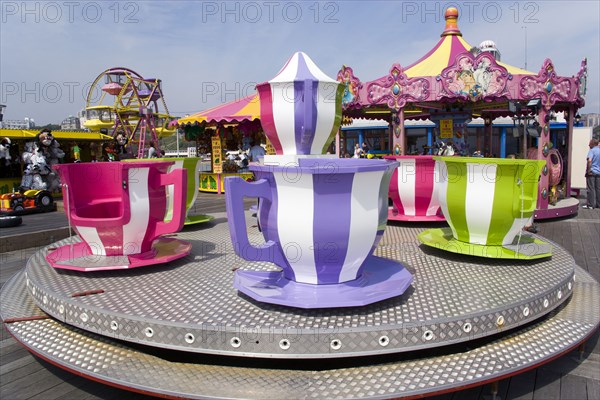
45, 237, 192, 272
388, 208, 446, 222
233, 256, 413, 309
418, 227, 553, 260
184, 214, 214, 226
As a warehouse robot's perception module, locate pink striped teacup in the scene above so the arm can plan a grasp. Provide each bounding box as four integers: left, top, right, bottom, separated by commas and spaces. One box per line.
54, 161, 186, 256
384, 155, 444, 221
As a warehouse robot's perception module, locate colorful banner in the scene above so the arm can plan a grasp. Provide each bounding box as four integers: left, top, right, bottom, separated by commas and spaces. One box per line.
440, 119, 453, 138
211, 136, 222, 174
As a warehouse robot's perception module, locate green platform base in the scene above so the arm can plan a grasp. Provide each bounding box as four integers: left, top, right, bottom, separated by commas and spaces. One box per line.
418, 227, 553, 260
184, 214, 214, 226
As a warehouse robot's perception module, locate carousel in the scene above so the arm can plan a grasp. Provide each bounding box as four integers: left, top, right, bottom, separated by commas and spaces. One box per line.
337, 7, 587, 221
1, 9, 599, 400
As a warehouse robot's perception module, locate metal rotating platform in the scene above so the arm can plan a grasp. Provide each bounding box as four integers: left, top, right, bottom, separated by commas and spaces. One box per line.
19, 213, 579, 359
2, 260, 599, 399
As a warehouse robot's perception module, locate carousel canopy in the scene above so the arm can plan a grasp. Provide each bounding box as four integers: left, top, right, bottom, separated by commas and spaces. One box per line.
403, 9, 533, 78
338, 7, 586, 118
176, 93, 260, 126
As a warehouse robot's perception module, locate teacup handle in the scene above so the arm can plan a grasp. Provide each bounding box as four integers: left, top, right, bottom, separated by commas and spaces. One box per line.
225, 177, 284, 264
155, 168, 187, 236
515, 164, 540, 215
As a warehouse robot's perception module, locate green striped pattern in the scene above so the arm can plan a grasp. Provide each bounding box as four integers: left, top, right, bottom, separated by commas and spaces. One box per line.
437, 157, 545, 246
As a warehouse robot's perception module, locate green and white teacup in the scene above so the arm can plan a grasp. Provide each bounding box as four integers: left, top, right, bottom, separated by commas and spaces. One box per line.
124, 157, 201, 222
435, 157, 545, 246
161, 157, 201, 222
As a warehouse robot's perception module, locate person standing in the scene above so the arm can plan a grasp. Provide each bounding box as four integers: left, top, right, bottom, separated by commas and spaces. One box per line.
583, 138, 600, 209
353, 143, 363, 158
361, 142, 369, 157
237, 150, 249, 169
90, 142, 98, 162
72, 142, 81, 163
147, 141, 157, 158
248, 140, 265, 162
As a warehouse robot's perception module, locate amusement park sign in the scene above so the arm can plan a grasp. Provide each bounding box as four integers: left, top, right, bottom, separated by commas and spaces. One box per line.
439, 119, 453, 138
212, 136, 223, 174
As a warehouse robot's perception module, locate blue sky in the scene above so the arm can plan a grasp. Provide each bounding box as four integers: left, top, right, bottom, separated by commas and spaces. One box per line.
1, 0, 598, 124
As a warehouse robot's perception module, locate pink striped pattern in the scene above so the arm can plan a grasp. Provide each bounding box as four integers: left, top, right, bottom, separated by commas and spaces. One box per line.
385, 156, 444, 221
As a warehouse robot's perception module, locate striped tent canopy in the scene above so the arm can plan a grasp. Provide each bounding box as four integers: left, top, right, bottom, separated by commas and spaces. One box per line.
176, 94, 260, 126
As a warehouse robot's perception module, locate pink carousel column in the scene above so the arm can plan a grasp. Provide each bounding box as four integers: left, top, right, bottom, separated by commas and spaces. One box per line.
391, 109, 406, 156
536, 107, 549, 210
399, 109, 406, 155
566, 104, 575, 195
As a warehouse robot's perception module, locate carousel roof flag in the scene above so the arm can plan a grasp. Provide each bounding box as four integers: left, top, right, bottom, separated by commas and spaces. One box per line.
257, 52, 344, 155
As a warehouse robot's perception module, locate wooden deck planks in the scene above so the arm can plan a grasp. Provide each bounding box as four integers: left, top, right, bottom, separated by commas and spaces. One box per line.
569, 222, 588, 275
582, 222, 600, 273
451, 386, 483, 399
532, 367, 562, 399
505, 368, 537, 399
28, 379, 97, 400
587, 379, 600, 400
490, 379, 511, 400
589, 330, 600, 356
559, 373, 588, 400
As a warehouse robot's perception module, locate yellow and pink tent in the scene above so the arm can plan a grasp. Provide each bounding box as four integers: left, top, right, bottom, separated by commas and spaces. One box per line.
176, 94, 260, 126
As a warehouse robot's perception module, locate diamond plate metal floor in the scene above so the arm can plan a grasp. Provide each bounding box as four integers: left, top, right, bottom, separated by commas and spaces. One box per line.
2, 264, 599, 399
19, 212, 579, 359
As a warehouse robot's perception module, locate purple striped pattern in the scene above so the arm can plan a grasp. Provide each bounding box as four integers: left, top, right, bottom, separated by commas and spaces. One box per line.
252, 159, 395, 284
257, 52, 343, 155
312, 173, 353, 284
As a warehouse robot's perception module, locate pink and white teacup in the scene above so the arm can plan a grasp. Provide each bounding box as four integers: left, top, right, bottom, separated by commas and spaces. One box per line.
54, 161, 186, 256
384, 155, 444, 221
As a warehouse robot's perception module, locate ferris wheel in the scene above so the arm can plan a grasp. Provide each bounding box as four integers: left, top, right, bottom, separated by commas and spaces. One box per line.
84, 67, 176, 158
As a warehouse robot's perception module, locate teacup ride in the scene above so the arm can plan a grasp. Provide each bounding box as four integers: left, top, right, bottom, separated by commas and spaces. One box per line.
384, 155, 445, 222
227, 157, 414, 308
46, 161, 191, 271
225, 52, 413, 308
3, 50, 598, 400
125, 157, 213, 225
418, 157, 551, 259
